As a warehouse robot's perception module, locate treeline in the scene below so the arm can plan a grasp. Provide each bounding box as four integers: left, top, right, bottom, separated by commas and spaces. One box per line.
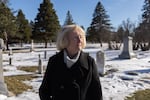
86, 0, 150, 51
0, 0, 60, 49
0, 0, 150, 51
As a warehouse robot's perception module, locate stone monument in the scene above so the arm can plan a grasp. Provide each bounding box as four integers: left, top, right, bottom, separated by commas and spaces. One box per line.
0, 38, 8, 96
96, 50, 105, 76
38, 54, 43, 74
119, 36, 136, 59
30, 40, 34, 52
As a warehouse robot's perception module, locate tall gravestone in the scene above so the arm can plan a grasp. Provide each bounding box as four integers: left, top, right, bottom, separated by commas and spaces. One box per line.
30, 40, 34, 52
119, 36, 136, 59
44, 51, 47, 59
0, 38, 8, 96
38, 54, 43, 74
96, 50, 105, 76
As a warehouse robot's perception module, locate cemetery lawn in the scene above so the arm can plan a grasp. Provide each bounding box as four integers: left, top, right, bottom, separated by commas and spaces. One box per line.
17, 66, 38, 72
4, 75, 36, 95
125, 89, 150, 100
2, 44, 150, 100
4, 66, 39, 95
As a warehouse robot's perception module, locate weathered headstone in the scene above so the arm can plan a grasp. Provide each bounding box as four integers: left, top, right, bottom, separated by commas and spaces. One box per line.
44, 51, 47, 59
30, 40, 34, 52
38, 54, 43, 74
8, 48, 13, 65
119, 36, 136, 59
0, 38, 8, 96
0, 39, 4, 49
96, 50, 105, 76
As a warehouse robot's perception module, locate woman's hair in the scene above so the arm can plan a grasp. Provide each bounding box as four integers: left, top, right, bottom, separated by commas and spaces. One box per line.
56, 24, 86, 50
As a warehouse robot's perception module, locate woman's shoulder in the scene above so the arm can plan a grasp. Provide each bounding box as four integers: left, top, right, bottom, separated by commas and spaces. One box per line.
48, 50, 63, 61
81, 51, 95, 61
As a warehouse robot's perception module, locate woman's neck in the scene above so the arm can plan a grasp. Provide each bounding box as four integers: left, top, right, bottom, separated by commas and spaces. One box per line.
65, 49, 79, 59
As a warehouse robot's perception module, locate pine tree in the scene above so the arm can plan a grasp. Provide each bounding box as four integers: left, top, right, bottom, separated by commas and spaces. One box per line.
134, 0, 150, 50
87, 1, 112, 46
144, 0, 150, 49
116, 26, 124, 42
142, 0, 150, 25
142, 0, 150, 44
16, 9, 32, 44
0, 2, 17, 49
32, 0, 60, 47
64, 10, 75, 25
0, 0, 9, 4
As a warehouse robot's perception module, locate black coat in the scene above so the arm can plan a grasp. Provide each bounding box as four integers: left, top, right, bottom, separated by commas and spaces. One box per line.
39, 50, 103, 100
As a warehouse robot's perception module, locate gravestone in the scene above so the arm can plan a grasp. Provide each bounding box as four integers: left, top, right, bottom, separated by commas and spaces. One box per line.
30, 40, 34, 52
0, 39, 4, 49
96, 50, 105, 76
8, 48, 13, 65
119, 36, 136, 59
44, 51, 47, 59
38, 54, 43, 74
0, 38, 8, 96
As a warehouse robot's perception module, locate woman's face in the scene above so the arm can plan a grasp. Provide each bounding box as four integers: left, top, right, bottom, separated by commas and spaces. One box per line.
66, 30, 84, 55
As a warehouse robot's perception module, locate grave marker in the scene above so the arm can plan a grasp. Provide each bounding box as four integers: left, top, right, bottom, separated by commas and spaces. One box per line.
38, 54, 43, 74
96, 50, 105, 76
119, 36, 136, 59
0, 38, 8, 96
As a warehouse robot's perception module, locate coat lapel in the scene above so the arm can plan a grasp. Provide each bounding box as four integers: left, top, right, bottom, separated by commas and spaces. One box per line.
78, 51, 89, 70
57, 50, 89, 70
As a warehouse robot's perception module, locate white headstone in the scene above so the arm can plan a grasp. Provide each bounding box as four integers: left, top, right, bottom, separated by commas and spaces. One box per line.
0, 38, 8, 96
96, 50, 105, 76
30, 40, 34, 52
119, 36, 136, 59
0, 39, 4, 49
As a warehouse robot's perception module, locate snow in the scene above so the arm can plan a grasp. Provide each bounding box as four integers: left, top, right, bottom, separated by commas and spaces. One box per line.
1, 44, 150, 100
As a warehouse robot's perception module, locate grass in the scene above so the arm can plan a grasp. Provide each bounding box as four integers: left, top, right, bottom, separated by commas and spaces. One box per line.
4, 66, 39, 95
125, 89, 150, 100
17, 66, 38, 72
4, 75, 37, 95
4, 66, 38, 95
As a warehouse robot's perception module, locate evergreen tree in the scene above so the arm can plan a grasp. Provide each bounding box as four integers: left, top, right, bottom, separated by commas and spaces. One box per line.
0, 0, 9, 4
32, 0, 60, 47
29, 20, 34, 33
142, 0, 150, 45
116, 26, 124, 42
16, 9, 32, 44
0, 2, 17, 49
134, 0, 150, 50
87, 1, 112, 46
142, 0, 150, 25
64, 10, 75, 25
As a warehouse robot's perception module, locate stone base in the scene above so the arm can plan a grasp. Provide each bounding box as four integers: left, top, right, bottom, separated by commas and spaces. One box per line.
0, 81, 8, 96
119, 52, 137, 59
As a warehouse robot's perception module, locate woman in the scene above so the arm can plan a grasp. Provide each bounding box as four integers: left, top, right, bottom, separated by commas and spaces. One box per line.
39, 24, 103, 100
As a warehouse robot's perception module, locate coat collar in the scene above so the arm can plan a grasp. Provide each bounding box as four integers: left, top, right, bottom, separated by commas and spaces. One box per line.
58, 50, 89, 70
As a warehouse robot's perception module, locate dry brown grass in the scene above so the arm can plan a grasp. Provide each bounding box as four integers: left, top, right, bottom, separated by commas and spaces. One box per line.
4, 74, 37, 95
125, 89, 150, 100
17, 66, 38, 72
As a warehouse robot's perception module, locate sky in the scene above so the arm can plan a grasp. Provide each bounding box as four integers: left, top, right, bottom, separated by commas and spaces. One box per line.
9, 0, 144, 30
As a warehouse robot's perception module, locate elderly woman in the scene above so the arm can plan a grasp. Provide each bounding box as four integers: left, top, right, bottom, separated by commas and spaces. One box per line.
39, 24, 103, 100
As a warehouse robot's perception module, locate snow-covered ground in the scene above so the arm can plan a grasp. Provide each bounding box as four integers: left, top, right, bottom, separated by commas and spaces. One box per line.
0, 44, 150, 100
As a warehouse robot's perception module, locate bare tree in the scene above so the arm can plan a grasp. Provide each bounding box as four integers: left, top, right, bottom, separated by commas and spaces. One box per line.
122, 18, 135, 37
